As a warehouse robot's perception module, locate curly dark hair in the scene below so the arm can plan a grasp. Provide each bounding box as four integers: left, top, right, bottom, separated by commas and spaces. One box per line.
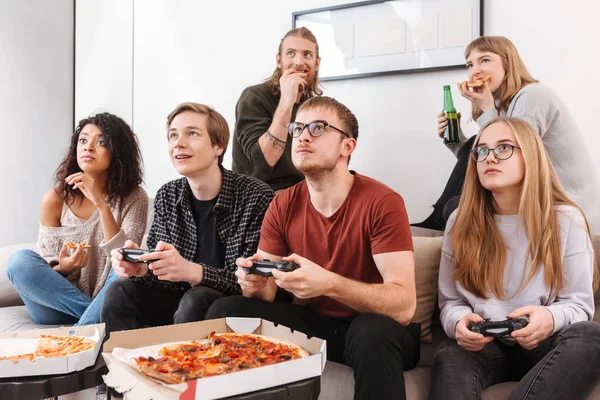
55, 113, 143, 204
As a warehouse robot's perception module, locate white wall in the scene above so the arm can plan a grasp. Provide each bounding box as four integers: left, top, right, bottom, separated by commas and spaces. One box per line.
483, 1, 600, 171
75, 0, 133, 125
0, 0, 74, 246
76, 0, 600, 222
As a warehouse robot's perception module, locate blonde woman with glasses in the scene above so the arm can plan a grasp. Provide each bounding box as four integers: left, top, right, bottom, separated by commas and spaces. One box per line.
429, 117, 600, 400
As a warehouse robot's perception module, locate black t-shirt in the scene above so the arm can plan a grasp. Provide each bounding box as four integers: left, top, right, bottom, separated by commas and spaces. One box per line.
190, 193, 225, 269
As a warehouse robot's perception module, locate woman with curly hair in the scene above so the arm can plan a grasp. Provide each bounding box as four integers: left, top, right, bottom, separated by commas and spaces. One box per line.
6, 113, 148, 326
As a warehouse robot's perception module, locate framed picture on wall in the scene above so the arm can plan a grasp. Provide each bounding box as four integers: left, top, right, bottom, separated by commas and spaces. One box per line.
292, 0, 483, 81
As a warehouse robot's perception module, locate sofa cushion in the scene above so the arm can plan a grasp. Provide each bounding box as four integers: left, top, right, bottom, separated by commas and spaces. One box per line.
412, 236, 443, 342
320, 362, 432, 400
320, 361, 600, 400
319, 362, 354, 400
0, 305, 60, 332
410, 226, 444, 238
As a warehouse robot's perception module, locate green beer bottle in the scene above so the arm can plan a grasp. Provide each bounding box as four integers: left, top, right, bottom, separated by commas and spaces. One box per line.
442, 85, 460, 144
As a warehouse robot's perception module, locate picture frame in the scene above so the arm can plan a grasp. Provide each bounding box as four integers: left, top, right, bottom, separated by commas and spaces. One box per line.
292, 0, 484, 81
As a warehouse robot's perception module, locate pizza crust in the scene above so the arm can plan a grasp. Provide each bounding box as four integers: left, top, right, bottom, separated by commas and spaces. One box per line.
138, 364, 185, 384
0, 353, 35, 363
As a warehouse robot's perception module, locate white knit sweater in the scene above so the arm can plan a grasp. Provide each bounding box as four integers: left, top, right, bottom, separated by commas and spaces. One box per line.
37, 187, 149, 298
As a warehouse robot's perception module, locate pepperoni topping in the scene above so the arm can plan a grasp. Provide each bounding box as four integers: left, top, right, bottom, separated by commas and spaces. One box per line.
134, 333, 305, 384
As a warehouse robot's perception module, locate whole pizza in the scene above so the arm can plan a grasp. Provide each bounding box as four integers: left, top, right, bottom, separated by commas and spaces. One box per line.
134, 331, 309, 384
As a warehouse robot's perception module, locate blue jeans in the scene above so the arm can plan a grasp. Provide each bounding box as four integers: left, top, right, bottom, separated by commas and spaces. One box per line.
6, 249, 120, 326
429, 321, 600, 400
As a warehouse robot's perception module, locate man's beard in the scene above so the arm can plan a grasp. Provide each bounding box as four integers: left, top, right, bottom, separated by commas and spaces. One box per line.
294, 153, 337, 181
284, 65, 318, 95
302, 73, 318, 95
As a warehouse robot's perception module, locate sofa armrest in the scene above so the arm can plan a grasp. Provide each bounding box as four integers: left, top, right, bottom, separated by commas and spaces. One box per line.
0, 242, 37, 308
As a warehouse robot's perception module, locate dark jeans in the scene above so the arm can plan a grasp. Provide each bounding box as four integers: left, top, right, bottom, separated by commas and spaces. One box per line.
205, 296, 421, 400
411, 136, 476, 231
429, 321, 600, 400
433, 136, 476, 216
101, 279, 226, 335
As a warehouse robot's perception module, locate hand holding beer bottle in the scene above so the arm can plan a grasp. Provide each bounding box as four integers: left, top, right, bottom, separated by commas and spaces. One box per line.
437, 112, 461, 138
438, 85, 461, 144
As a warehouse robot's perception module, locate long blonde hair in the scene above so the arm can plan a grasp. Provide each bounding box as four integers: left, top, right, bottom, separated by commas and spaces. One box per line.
451, 117, 597, 299
465, 37, 538, 120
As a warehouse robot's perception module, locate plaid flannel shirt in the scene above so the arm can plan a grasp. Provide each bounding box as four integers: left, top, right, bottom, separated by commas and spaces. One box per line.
131, 168, 274, 295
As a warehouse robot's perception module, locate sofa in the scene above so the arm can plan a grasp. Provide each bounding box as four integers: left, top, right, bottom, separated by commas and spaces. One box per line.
1, 234, 599, 399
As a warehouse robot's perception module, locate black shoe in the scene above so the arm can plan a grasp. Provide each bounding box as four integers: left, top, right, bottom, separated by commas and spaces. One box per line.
410, 207, 446, 231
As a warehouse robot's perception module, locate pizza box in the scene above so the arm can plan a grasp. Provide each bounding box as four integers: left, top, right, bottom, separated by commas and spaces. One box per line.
102, 318, 327, 400
0, 323, 104, 378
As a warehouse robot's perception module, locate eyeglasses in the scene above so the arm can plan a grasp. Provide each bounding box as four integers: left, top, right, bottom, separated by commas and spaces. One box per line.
471, 144, 521, 162
286, 120, 350, 138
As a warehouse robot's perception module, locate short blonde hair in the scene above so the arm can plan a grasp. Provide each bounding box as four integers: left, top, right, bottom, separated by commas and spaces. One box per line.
166, 102, 229, 165
297, 96, 358, 140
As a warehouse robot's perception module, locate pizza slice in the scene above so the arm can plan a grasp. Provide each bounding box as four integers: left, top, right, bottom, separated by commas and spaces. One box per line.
0, 334, 95, 363
466, 75, 491, 88
35, 335, 95, 358
65, 242, 92, 249
135, 356, 197, 384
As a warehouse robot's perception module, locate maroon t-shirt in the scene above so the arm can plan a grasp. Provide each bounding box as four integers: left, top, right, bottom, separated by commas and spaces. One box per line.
258, 172, 413, 320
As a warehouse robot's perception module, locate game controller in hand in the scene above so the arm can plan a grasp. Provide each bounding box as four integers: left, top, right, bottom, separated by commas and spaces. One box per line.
244, 260, 299, 277
468, 317, 529, 338
118, 248, 158, 264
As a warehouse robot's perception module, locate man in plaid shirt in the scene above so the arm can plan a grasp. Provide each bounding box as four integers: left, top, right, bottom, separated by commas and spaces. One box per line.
101, 102, 274, 334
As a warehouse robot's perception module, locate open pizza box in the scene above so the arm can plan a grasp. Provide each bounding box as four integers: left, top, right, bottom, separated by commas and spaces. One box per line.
0, 323, 104, 378
102, 318, 327, 400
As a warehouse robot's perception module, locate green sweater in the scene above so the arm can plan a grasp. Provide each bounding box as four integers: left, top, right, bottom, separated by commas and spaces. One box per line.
232, 83, 304, 191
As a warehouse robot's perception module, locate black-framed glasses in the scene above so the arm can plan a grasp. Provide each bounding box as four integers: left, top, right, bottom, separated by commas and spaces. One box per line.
471, 144, 521, 162
286, 120, 350, 138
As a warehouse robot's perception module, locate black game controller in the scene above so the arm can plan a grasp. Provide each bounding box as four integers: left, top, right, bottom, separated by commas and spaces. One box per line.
118, 248, 157, 264
468, 317, 529, 338
244, 260, 299, 277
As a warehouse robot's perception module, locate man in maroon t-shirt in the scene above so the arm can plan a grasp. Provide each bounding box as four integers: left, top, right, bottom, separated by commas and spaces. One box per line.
206, 96, 420, 400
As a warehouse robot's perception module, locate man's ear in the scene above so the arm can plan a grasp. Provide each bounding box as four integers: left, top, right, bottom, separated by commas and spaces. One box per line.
341, 138, 356, 158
